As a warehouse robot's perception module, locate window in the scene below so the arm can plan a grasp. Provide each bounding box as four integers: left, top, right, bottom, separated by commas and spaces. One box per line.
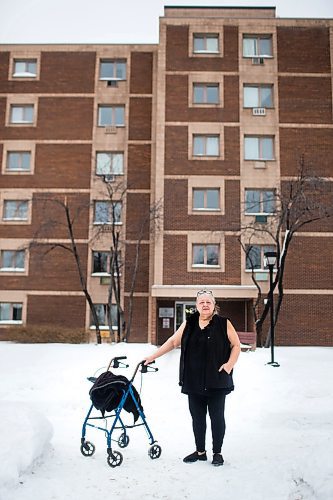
92, 303, 118, 328
243, 36, 272, 57
193, 83, 219, 104
193, 135, 219, 156
92, 250, 122, 276
244, 136, 274, 160
193, 188, 220, 210
0, 250, 25, 271
13, 59, 37, 77
100, 60, 126, 80
10, 105, 34, 124
3, 200, 28, 221
192, 244, 219, 267
0, 302, 23, 323
98, 105, 125, 127
96, 152, 124, 175
193, 34, 219, 53
243, 85, 273, 108
92, 251, 109, 274
6, 151, 31, 172
245, 245, 276, 270
94, 201, 122, 224
245, 190, 275, 214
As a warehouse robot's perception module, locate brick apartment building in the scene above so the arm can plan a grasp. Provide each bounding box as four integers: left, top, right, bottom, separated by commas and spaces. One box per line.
0, 6, 332, 345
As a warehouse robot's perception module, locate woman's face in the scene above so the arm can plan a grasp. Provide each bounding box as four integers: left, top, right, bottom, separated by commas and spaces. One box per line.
196, 294, 215, 317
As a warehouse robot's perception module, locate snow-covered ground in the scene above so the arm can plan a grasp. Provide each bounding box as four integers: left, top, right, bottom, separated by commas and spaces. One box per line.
0, 342, 332, 500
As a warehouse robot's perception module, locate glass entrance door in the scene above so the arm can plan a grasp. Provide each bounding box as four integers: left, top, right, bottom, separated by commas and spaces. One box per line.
175, 302, 196, 331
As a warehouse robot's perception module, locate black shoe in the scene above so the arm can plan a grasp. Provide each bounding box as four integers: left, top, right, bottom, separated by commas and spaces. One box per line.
183, 451, 207, 463
212, 453, 224, 466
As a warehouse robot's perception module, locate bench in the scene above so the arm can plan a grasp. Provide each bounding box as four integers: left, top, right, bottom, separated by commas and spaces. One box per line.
237, 331, 256, 351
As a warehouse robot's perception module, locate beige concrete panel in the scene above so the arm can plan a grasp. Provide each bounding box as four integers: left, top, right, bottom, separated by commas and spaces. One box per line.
152, 22, 167, 286
188, 73, 224, 108
1, 141, 36, 175
5, 94, 39, 127
188, 24, 224, 58
187, 176, 225, 215
8, 51, 41, 81
187, 231, 225, 273
188, 122, 225, 160
0, 189, 33, 225
0, 291, 27, 324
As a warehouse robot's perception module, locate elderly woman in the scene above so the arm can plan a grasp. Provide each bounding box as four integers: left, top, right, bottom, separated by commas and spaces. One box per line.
144, 290, 241, 466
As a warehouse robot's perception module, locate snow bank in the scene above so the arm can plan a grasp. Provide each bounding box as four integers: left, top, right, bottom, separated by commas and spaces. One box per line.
0, 402, 53, 499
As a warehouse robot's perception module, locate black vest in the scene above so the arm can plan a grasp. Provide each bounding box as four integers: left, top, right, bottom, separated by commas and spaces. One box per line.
179, 312, 234, 393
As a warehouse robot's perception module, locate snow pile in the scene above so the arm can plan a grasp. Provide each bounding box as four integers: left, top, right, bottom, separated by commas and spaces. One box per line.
0, 342, 332, 500
0, 402, 53, 499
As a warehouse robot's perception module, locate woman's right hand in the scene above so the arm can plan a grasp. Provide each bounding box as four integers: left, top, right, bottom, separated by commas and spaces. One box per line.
143, 355, 155, 365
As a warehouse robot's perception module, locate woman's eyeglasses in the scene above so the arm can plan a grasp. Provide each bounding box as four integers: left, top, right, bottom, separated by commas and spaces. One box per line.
196, 290, 213, 297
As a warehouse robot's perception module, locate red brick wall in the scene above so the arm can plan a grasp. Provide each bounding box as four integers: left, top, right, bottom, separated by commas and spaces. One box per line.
124, 295, 148, 342
0, 193, 89, 240
125, 192, 151, 240
31, 193, 90, 239
279, 128, 333, 178
27, 294, 86, 328
279, 76, 332, 124
0, 244, 88, 291
284, 236, 333, 289
165, 74, 239, 122
124, 243, 149, 293
0, 51, 96, 94
128, 97, 152, 140
127, 144, 151, 190
275, 294, 333, 345
165, 125, 240, 175
0, 97, 94, 140
163, 234, 241, 285
166, 25, 238, 72
0, 144, 92, 189
277, 27, 330, 73
281, 180, 333, 233
163, 179, 240, 231
130, 51, 153, 94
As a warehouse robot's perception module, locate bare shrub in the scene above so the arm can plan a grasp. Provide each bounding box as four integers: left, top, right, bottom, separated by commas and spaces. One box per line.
0, 325, 89, 344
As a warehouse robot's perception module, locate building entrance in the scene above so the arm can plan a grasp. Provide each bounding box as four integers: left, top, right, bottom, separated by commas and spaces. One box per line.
175, 302, 196, 331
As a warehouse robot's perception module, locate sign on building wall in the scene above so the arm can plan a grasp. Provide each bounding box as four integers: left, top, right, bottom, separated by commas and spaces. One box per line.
159, 307, 174, 318
162, 318, 170, 329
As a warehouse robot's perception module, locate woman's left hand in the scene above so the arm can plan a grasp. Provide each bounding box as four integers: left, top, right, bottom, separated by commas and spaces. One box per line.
219, 363, 232, 374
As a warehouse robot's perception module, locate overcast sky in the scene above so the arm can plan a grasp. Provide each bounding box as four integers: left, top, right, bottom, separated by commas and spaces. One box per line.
0, 0, 332, 44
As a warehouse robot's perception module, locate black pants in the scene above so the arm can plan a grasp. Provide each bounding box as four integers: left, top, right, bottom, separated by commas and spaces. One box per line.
188, 392, 226, 454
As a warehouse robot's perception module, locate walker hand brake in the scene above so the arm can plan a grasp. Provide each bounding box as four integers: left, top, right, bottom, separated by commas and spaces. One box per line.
140, 360, 158, 373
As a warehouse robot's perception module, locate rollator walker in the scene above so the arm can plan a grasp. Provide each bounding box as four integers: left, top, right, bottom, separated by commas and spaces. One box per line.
80, 356, 162, 468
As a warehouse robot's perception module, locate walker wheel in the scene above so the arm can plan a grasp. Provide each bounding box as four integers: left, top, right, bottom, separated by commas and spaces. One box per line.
149, 444, 162, 459
80, 441, 95, 457
107, 450, 123, 468
118, 432, 130, 448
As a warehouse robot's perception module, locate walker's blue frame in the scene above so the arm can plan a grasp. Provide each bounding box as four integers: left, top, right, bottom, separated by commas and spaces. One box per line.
80, 357, 162, 468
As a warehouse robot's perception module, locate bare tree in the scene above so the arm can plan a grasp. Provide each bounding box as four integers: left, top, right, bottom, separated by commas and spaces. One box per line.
96, 170, 163, 342
30, 195, 102, 344
125, 199, 163, 342
240, 158, 333, 346
94, 177, 127, 342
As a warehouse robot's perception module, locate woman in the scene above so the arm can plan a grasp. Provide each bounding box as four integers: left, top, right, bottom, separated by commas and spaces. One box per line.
144, 290, 241, 466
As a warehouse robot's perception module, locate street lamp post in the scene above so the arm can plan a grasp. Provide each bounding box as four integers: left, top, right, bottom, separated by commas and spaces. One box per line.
264, 251, 280, 367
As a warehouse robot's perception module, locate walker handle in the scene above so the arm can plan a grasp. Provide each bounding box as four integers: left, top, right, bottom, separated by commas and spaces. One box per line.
130, 360, 158, 382
107, 356, 129, 371
140, 360, 158, 374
